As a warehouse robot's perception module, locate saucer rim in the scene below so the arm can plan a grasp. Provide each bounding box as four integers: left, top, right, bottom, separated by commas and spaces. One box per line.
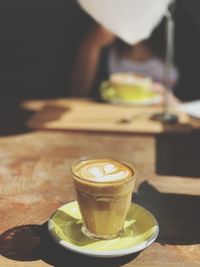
48, 201, 159, 258
106, 95, 162, 106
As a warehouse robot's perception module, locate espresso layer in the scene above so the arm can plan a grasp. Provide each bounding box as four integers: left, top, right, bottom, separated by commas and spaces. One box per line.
73, 159, 133, 182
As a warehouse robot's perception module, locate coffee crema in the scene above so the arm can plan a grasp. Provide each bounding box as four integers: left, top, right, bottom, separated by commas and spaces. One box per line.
72, 159, 133, 182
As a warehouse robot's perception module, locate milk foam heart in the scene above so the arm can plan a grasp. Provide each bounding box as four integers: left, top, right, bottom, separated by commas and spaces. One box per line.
74, 159, 133, 182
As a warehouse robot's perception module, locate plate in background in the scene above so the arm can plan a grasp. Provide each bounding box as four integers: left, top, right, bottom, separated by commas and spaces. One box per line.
100, 80, 162, 106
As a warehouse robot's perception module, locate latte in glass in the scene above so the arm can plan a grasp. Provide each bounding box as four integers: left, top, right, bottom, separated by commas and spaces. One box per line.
71, 158, 136, 239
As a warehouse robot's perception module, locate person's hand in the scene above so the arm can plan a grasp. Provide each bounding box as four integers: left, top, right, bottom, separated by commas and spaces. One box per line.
85, 23, 116, 49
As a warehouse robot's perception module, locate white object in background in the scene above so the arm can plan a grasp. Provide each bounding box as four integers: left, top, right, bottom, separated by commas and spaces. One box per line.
78, 0, 172, 45
179, 100, 200, 119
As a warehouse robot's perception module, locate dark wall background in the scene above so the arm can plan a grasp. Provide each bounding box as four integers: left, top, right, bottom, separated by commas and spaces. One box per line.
175, 0, 200, 101
0, 0, 90, 98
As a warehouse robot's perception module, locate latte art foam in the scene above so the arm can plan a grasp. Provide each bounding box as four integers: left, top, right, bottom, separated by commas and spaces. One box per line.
73, 159, 133, 182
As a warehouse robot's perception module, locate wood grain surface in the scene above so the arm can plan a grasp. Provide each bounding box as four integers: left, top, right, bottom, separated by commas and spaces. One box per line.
0, 98, 200, 266
0, 129, 200, 267
27, 99, 200, 134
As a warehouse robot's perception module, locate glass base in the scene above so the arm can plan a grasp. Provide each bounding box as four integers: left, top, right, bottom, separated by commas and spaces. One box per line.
82, 225, 121, 240
151, 112, 178, 123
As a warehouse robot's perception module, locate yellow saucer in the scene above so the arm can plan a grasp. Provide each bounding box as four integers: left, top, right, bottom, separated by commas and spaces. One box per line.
48, 201, 159, 258
100, 80, 162, 106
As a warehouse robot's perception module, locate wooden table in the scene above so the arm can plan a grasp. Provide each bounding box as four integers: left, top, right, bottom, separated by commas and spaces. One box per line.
0, 98, 200, 267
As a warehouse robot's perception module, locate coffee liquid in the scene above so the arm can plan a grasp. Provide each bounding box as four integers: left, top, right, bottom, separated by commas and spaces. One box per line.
72, 159, 135, 239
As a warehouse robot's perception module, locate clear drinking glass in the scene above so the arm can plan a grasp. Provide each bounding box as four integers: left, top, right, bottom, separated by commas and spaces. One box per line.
71, 158, 136, 240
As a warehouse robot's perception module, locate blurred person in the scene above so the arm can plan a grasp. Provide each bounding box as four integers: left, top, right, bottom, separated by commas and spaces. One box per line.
68, 22, 116, 97
1, 0, 200, 100
68, 18, 179, 99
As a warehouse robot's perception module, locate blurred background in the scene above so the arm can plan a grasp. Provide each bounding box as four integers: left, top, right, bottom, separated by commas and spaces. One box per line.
0, 0, 200, 100
0, 0, 89, 98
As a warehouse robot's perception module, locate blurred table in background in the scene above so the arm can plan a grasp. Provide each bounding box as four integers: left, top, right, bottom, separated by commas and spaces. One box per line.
0, 97, 200, 267
26, 98, 200, 134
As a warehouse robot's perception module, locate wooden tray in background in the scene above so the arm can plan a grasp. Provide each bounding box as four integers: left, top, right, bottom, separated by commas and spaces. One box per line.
27, 99, 199, 134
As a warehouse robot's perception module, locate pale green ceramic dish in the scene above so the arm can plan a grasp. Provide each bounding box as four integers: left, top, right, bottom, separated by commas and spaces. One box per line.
48, 201, 159, 258
100, 81, 162, 105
